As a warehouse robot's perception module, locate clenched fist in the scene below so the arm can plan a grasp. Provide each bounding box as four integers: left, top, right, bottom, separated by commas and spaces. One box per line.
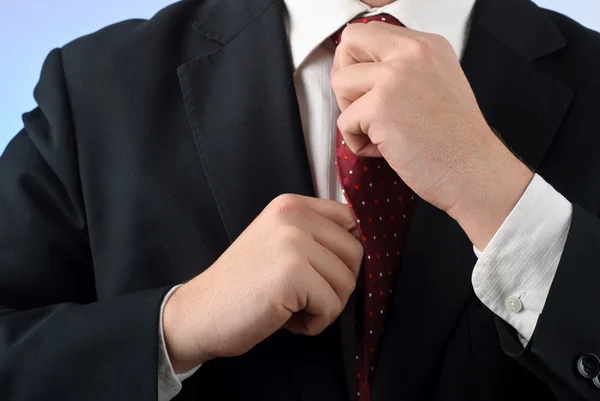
163, 194, 363, 373
331, 22, 534, 249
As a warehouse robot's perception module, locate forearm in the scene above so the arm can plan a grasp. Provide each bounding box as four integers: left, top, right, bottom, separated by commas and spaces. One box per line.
0, 287, 171, 401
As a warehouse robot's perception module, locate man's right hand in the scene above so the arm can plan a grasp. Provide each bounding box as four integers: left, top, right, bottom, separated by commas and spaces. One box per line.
163, 194, 363, 373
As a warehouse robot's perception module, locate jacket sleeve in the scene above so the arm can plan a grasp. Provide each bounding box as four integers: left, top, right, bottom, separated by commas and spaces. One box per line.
496, 204, 600, 401
0, 48, 172, 400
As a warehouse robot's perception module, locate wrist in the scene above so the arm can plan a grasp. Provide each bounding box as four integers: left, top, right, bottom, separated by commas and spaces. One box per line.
448, 141, 534, 250
163, 281, 215, 373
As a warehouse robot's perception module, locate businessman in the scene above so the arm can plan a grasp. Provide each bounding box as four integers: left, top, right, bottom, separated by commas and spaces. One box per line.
1, 0, 600, 400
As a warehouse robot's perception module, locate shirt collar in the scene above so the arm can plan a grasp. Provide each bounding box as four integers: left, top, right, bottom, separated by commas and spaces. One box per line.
284, 0, 476, 71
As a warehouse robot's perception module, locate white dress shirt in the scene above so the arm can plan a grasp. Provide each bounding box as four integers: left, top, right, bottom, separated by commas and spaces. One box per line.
157, 1, 574, 399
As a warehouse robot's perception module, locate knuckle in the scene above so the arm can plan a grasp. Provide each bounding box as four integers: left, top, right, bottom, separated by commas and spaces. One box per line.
340, 23, 360, 43
328, 298, 344, 322
407, 37, 433, 60
337, 112, 351, 133
342, 273, 357, 296
380, 63, 399, 83
269, 194, 302, 217
351, 242, 365, 268
330, 70, 344, 92
278, 226, 307, 248
430, 33, 450, 48
391, 34, 405, 51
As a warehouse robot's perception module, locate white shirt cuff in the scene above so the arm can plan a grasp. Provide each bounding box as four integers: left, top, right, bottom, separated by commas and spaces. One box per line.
471, 174, 572, 346
158, 285, 202, 401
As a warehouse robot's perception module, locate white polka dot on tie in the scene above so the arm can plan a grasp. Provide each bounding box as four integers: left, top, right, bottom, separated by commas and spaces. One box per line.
341, 140, 345, 144
341, 189, 345, 193
379, 216, 383, 220
362, 201, 366, 205
357, 393, 360, 397
377, 165, 381, 169
390, 289, 393, 293
394, 233, 397, 237
411, 196, 415, 200
349, 170, 353, 174
367, 255, 371, 259
380, 272, 383, 276
381, 310, 384, 314
357, 219, 360, 223
387, 198, 390, 202
386, 253, 389, 257
369, 183, 373, 187
371, 367, 375, 371
381, 17, 387, 21
369, 293, 372, 297
394, 181, 398, 185
403, 214, 406, 218
373, 235, 376, 239
369, 330, 373, 334
356, 355, 359, 359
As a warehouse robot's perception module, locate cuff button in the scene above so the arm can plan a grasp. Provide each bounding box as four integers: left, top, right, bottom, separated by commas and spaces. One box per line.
504, 296, 523, 313
577, 354, 600, 379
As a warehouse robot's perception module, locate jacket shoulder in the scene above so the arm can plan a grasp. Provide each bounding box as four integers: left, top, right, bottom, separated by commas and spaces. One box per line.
543, 8, 600, 64
56, 0, 212, 84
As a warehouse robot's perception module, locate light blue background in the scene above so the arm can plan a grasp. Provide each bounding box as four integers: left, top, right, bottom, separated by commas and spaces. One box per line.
1, 0, 599, 153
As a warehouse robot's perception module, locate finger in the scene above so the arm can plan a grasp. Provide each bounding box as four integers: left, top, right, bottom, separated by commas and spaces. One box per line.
331, 62, 378, 112
300, 207, 363, 277
305, 238, 358, 303
335, 22, 429, 70
331, 21, 412, 78
332, 23, 380, 76
289, 195, 359, 237
271, 195, 363, 276
337, 91, 383, 157
335, 22, 400, 69
284, 265, 342, 336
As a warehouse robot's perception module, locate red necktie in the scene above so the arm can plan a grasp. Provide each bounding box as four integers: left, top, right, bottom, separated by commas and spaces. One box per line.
332, 14, 417, 401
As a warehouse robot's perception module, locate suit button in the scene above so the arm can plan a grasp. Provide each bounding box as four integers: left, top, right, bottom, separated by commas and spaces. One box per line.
593, 376, 600, 389
577, 354, 600, 379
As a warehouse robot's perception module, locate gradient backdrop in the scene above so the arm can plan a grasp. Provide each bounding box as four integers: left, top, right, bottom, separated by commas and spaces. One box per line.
1, 0, 599, 153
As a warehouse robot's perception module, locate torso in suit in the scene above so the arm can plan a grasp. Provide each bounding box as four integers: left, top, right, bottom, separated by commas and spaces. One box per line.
1, 0, 600, 400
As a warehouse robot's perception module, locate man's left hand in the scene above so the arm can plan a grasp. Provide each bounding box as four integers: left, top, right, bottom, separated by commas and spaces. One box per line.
331, 22, 534, 249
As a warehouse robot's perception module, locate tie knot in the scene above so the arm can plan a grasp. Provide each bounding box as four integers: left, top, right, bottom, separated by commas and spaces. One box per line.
331, 13, 403, 46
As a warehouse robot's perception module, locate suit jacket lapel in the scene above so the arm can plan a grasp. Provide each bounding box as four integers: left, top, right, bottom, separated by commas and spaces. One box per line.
372, 1, 573, 400
178, 0, 314, 243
